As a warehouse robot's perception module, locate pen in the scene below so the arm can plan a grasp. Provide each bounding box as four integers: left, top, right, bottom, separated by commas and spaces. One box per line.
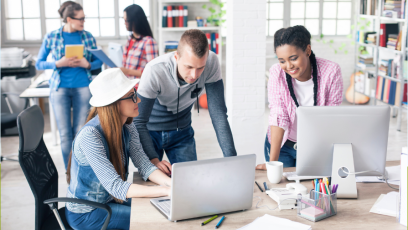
215, 216, 225, 229
201, 215, 218, 226
255, 181, 263, 192
263, 182, 268, 191
312, 180, 315, 189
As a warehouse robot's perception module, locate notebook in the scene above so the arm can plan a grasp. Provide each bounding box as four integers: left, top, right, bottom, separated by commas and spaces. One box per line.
65, 44, 84, 59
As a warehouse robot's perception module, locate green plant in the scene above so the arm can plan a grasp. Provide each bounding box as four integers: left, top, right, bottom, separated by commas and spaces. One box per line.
202, 0, 226, 27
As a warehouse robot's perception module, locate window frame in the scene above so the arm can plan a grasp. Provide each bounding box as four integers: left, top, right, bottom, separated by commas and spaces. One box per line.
1, 0, 153, 46
266, 0, 355, 37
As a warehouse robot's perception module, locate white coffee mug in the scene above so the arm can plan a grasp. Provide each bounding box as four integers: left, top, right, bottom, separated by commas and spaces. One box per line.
266, 161, 283, 184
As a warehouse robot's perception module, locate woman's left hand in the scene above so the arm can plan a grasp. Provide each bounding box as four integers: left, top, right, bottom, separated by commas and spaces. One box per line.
120, 67, 130, 75
78, 58, 91, 69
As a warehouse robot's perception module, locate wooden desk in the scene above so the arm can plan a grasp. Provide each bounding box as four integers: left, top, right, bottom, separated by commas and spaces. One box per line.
130, 161, 403, 230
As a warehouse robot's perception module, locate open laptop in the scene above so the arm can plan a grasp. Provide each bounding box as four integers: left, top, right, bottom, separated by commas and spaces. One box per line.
150, 154, 256, 222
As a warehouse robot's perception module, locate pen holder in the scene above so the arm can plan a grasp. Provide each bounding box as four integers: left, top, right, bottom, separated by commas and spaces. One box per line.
297, 191, 337, 222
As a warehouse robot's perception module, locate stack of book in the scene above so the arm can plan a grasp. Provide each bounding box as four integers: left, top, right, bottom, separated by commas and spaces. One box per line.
162, 6, 188, 28
164, 41, 179, 53
366, 34, 377, 44
357, 55, 375, 70
379, 59, 393, 76
382, 0, 406, 19
205, 33, 219, 54
387, 34, 398, 49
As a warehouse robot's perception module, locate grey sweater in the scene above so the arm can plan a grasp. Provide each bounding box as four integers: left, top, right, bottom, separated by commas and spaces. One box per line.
134, 51, 237, 160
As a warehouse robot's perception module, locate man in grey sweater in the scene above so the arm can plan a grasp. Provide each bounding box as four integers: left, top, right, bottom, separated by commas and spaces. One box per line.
134, 29, 237, 175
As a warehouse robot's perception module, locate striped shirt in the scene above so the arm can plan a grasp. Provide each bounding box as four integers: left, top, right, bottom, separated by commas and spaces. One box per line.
122, 36, 158, 79
267, 57, 343, 146
66, 122, 157, 212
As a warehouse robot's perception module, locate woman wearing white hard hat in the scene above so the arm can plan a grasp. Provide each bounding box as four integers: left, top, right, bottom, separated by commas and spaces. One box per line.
64, 68, 171, 229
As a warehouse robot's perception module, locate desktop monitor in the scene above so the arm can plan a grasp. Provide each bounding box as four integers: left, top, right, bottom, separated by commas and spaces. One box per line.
296, 106, 390, 178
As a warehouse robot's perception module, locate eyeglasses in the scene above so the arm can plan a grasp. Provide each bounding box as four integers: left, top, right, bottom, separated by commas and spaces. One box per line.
118, 89, 138, 103
70, 17, 85, 22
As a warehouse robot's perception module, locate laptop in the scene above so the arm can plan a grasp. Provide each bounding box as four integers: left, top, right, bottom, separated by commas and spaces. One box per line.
150, 154, 256, 222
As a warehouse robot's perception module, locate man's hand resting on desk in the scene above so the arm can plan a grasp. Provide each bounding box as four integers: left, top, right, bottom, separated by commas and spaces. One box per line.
151, 158, 172, 176
256, 163, 267, 170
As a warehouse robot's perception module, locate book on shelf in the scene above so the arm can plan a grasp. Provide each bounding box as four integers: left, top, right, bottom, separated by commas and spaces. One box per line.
167, 6, 173, 27
382, 0, 406, 19
361, 0, 377, 15
164, 41, 178, 53
357, 62, 376, 71
380, 23, 400, 47
183, 6, 188, 27
173, 6, 178, 27
205, 33, 219, 54
162, 6, 167, 27
376, 76, 407, 105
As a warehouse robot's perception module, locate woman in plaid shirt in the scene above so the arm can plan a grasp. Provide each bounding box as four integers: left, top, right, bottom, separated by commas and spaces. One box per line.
35, 1, 102, 169
120, 4, 158, 79
257, 26, 343, 170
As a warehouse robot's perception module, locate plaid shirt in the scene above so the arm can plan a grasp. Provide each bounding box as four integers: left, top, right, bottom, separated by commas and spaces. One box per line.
44, 27, 98, 91
267, 57, 343, 146
122, 36, 158, 79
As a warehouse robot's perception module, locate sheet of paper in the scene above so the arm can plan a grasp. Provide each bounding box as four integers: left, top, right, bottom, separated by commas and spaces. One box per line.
370, 192, 399, 217
237, 214, 311, 230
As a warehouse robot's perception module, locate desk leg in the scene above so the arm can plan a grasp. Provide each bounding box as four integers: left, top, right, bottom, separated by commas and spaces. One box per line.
49, 101, 58, 146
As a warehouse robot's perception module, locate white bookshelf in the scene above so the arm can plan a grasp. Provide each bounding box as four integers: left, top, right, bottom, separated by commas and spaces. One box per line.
157, 0, 222, 66
354, 0, 408, 131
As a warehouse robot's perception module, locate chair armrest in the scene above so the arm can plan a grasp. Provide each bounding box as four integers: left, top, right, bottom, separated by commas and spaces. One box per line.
44, 197, 112, 230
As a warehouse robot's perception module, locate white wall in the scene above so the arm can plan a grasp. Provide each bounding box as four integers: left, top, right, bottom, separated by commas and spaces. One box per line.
226, 0, 266, 165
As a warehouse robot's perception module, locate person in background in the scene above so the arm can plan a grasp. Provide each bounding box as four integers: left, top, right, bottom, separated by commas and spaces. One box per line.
35, 1, 102, 169
65, 68, 171, 230
120, 4, 158, 79
256, 25, 343, 170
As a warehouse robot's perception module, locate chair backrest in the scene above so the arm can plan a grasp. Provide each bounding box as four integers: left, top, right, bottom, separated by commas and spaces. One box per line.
17, 105, 59, 230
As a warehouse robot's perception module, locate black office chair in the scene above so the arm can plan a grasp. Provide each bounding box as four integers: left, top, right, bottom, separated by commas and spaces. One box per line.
1, 92, 29, 162
17, 105, 116, 230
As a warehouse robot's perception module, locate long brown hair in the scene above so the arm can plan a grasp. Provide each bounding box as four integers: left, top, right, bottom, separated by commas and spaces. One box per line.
66, 102, 133, 203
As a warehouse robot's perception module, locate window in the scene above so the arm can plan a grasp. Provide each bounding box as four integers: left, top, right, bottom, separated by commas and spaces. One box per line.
1, 0, 151, 43
4, 0, 43, 41
266, 0, 353, 36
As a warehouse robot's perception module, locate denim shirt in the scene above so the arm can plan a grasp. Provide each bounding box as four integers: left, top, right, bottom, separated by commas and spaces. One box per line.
42, 27, 98, 91
66, 116, 130, 213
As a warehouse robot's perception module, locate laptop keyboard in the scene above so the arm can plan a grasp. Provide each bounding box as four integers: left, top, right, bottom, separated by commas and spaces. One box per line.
157, 199, 171, 214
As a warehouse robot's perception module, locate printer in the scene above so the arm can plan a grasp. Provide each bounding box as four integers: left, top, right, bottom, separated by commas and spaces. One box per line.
1, 48, 24, 68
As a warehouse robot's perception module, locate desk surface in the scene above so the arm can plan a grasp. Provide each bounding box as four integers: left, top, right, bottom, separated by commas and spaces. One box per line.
131, 161, 403, 230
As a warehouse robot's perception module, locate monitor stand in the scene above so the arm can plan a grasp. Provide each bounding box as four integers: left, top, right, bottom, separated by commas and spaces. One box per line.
331, 144, 358, 198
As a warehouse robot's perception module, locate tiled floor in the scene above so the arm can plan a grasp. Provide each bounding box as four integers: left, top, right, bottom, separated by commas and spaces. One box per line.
1, 102, 406, 229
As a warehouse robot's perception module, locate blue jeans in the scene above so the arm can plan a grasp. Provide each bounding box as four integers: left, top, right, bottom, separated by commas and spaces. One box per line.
50, 87, 91, 169
66, 199, 132, 230
264, 135, 297, 167
149, 126, 197, 164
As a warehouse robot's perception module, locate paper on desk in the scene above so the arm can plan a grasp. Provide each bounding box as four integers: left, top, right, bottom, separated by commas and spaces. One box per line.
237, 214, 311, 230
370, 192, 399, 217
